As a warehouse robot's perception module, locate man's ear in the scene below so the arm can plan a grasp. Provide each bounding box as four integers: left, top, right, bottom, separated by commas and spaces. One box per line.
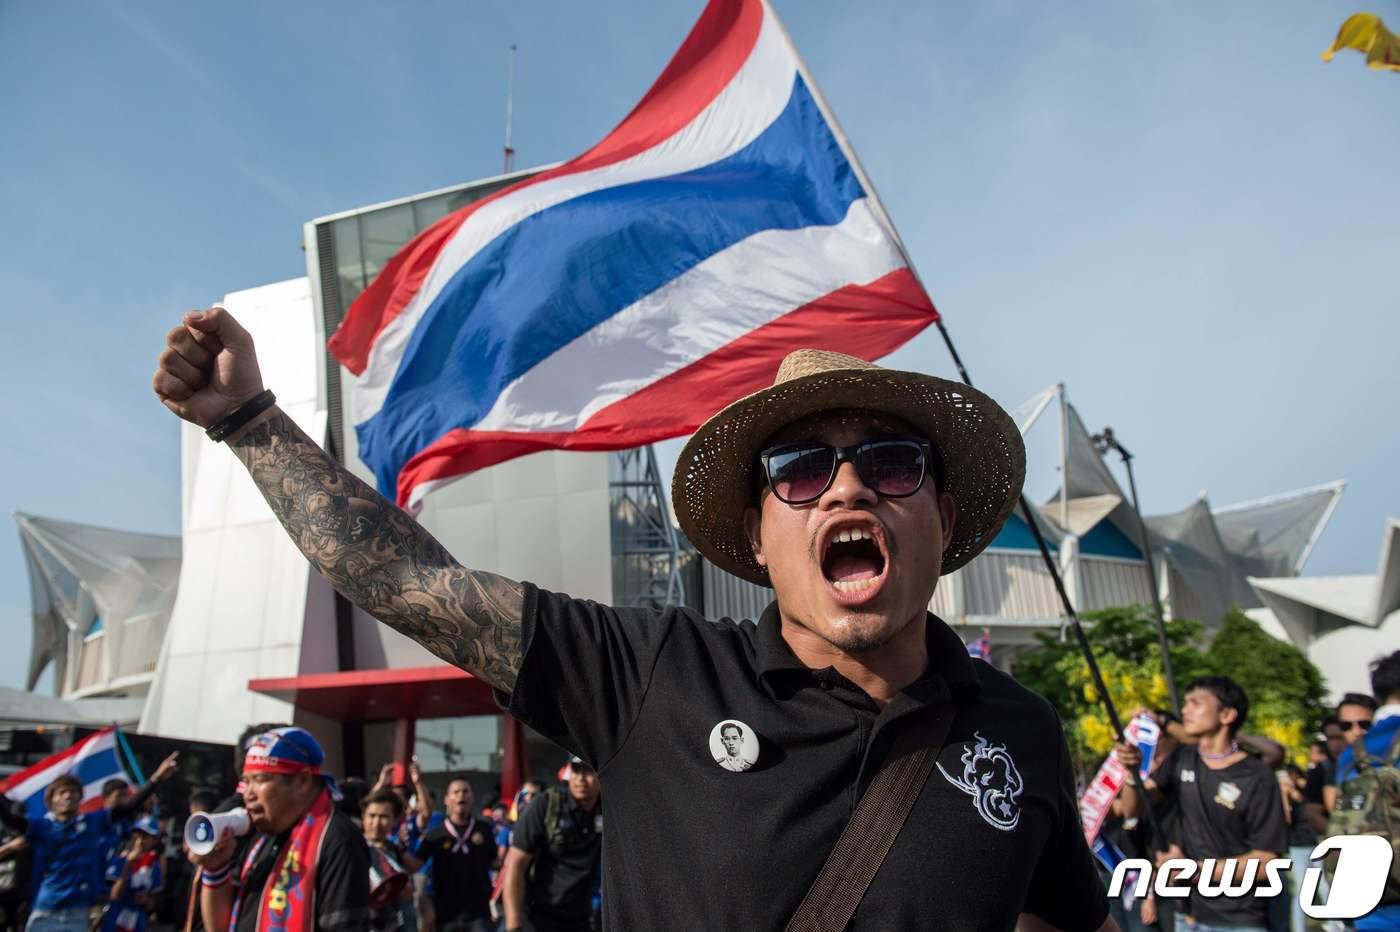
743, 505, 767, 568
938, 491, 957, 555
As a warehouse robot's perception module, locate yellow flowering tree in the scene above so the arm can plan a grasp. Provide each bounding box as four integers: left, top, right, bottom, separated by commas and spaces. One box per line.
1014, 606, 1326, 775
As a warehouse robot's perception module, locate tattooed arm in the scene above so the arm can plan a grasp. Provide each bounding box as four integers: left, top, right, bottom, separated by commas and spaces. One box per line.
152, 307, 524, 691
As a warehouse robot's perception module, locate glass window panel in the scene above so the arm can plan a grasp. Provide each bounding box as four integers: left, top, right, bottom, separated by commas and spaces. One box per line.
360, 203, 416, 285
332, 218, 366, 310
413, 193, 454, 231
414, 716, 499, 774
445, 178, 515, 214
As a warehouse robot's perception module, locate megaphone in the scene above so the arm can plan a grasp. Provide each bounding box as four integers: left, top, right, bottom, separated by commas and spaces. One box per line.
185, 808, 251, 856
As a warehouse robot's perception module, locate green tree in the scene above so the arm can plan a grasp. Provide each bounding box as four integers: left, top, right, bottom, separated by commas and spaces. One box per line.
1203, 608, 1327, 762
1013, 605, 1328, 771
1013, 605, 1209, 770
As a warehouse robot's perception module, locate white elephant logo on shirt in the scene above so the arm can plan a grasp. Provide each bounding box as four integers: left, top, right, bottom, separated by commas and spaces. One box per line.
937, 732, 1024, 832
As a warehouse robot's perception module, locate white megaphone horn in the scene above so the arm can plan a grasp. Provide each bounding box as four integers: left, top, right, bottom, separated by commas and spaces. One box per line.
185, 808, 251, 856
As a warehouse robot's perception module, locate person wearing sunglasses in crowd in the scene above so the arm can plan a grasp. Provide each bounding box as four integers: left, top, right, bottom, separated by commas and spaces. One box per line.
1323, 692, 1378, 814
1332, 651, 1400, 932
153, 311, 1117, 931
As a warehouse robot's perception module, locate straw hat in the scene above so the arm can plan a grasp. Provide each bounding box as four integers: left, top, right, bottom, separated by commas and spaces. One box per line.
672, 349, 1025, 586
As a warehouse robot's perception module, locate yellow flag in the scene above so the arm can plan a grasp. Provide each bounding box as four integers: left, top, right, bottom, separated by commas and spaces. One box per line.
1322, 12, 1400, 72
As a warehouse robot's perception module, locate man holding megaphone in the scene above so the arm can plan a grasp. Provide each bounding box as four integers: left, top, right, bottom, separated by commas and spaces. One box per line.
191, 727, 369, 932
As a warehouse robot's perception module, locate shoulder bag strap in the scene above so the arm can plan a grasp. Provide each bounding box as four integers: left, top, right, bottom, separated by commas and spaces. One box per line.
786, 703, 956, 932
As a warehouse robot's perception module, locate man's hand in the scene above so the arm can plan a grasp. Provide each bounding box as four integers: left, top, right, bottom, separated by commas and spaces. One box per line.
153, 308, 266, 430
1139, 894, 1156, 927
153, 310, 526, 692
409, 759, 423, 785
1114, 743, 1143, 774
151, 751, 179, 783
190, 835, 237, 873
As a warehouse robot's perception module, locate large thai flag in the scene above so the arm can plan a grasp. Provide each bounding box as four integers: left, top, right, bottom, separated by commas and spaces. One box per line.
329, 0, 939, 509
1, 726, 129, 819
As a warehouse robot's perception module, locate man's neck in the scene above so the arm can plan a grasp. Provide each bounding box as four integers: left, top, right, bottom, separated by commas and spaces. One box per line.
780, 612, 928, 705
448, 814, 472, 828
1197, 729, 1243, 766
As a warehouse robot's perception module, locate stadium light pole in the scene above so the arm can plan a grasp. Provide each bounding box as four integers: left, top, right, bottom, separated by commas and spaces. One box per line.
1092, 427, 1180, 716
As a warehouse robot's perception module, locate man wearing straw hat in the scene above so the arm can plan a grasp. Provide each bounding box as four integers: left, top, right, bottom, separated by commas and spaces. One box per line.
155, 309, 1114, 931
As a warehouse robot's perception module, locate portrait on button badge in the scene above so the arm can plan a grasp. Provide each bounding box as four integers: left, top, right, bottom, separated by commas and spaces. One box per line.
709, 719, 758, 772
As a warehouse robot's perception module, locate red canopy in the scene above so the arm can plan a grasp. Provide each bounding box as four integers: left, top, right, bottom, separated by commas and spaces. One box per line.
247, 666, 498, 722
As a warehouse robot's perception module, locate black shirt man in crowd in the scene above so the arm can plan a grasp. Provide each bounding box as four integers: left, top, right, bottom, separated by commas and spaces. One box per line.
502, 758, 602, 932
1118, 676, 1287, 932
414, 778, 495, 932
155, 311, 1115, 930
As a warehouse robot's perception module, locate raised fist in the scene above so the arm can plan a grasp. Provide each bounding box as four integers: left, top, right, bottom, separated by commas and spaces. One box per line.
153, 307, 266, 430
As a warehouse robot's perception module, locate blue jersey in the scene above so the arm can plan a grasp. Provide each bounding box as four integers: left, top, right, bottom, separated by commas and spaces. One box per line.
26, 808, 114, 911
100, 850, 162, 932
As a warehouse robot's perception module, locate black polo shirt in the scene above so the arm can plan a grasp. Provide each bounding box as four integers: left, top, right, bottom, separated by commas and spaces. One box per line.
233, 809, 369, 932
498, 585, 1108, 931
512, 788, 602, 931
1153, 745, 1287, 927
415, 817, 495, 926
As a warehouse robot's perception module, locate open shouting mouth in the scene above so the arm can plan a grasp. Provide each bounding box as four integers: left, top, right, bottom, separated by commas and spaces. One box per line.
818, 517, 890, 606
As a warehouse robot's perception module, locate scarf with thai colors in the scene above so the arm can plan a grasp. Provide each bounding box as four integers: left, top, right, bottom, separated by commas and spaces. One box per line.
231, 787, 335, 932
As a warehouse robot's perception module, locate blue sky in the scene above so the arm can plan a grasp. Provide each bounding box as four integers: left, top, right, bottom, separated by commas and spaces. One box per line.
1, 1, 1396, 693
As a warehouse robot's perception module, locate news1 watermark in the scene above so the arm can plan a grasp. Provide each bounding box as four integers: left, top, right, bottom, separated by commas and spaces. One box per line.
1106, 836, 1395, 921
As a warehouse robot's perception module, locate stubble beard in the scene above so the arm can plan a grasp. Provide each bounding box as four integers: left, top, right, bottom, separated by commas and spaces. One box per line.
817, 610, 909, 654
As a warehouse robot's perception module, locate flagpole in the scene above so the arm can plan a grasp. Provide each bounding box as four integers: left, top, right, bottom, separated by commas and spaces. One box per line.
759, 0, 916, 268
504, 44, 518, 174
761, 0, 1133, 747
115, 726, 147, 785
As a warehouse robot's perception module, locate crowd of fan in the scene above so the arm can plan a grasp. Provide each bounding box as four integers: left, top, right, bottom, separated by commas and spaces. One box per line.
0, 722, 602, 932
3, 647, 1395, 932
1105, 647, 1400, 932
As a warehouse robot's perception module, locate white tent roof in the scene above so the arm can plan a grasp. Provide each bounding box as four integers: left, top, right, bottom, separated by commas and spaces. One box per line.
0, 685, 144, 727
16, 513, 180, 694
1248, 518, 1400, 632
1013, 385, 1347, 625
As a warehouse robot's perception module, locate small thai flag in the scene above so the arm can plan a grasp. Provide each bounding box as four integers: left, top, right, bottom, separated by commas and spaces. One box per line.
0, 726, 130, 820
329, 0, 938, 510
967, 633, 991, 661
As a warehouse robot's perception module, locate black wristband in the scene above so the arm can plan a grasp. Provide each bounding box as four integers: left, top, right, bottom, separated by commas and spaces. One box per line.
206, 389, 277, 442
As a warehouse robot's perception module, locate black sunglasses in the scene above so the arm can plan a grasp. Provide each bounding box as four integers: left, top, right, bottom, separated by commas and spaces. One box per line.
758, 438, 936, 505
1341, 720, 1373, 733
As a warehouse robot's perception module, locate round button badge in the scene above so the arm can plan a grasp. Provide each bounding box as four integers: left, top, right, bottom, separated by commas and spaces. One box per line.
709, 719, 759, 772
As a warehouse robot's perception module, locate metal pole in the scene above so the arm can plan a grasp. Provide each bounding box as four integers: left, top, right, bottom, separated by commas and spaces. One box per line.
1096, 427, 1180, 715
932, 322, 1127, 742
767, 0, 1137, 747
1058, 383, 1069, 532
504, 45, 517, 174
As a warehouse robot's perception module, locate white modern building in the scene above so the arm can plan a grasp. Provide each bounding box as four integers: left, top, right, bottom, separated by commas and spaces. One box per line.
1247, 518, 1400, 699
16, 169, 1389, 781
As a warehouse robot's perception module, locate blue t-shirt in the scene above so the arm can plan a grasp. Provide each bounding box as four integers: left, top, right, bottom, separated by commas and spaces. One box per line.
26, 808, 113, 911
1336, 711, 1400, 932
417, 813, 444, 884
100, 850, 162, 932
